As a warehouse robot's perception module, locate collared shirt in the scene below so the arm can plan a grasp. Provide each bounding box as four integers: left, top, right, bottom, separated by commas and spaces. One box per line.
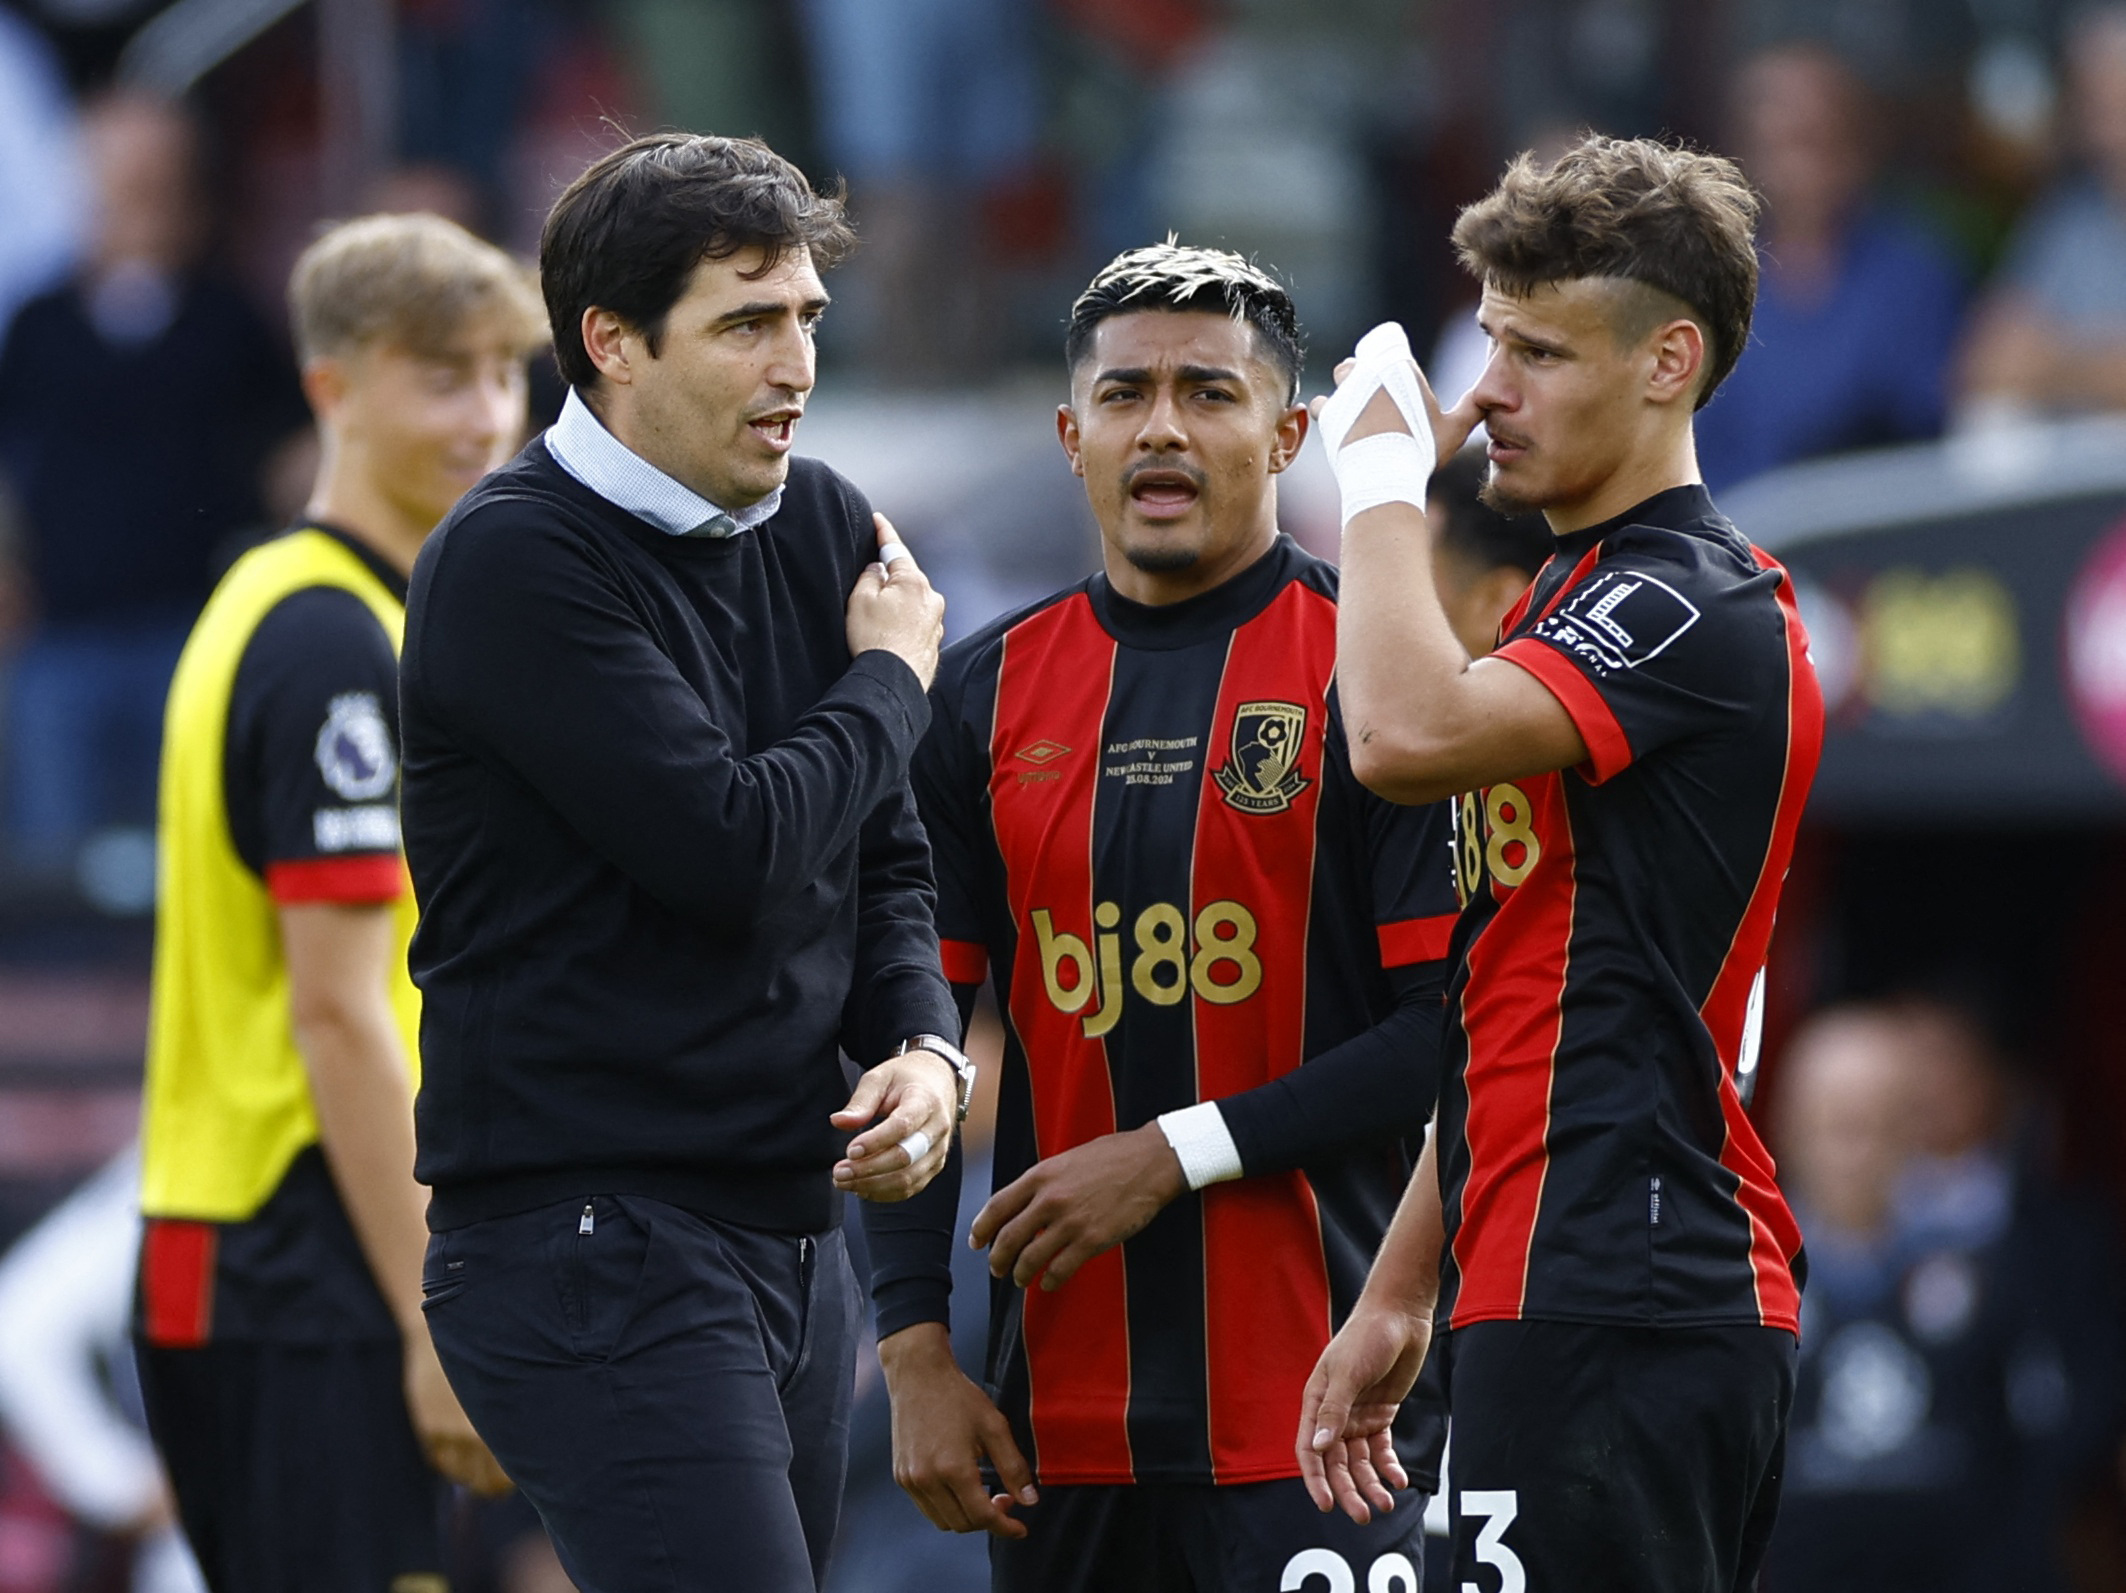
543, 386, 782, 538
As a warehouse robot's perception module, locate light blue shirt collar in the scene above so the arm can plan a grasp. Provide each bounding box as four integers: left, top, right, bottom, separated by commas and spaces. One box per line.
544, 386, 783, 538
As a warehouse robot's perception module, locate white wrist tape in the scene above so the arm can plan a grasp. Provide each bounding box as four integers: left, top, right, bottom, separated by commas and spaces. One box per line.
1335, 433, 1434, 522
1157, 1102, 1244, 1190
1318, 321, 1436, 528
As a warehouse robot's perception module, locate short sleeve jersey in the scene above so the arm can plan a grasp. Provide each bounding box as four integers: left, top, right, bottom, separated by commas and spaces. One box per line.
1437, 485, 1822, 1336
207, 522, 407, 1342
222, 532, 407, 905
912, 536, 1458, 1485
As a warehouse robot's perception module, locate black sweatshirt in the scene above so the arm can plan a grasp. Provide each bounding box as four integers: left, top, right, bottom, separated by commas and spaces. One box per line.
402, 441, 959, 1234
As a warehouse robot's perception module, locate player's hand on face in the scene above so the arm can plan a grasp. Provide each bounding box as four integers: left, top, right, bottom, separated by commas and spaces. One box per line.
1295, 1300, 1427, 1525
969, 1126, 1187, 1291
831, 1045, 956, 1200
877, 1322, 1039, 1539
1310, 356, 1482, 474
403, 1328, 514, 1497
845, 513, 946, 689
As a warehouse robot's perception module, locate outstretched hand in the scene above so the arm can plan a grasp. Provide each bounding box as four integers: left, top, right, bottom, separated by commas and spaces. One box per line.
1294, 1301, 1431, 1524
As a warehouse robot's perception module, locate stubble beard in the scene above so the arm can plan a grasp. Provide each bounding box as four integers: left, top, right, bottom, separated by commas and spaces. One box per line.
1477, 462, 1543, 517
1124, 543, 1201, 573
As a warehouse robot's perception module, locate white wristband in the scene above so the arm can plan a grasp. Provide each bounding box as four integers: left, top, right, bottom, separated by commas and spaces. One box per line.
1334, 432, 1433, 527
1156, 1102, 1244, 1191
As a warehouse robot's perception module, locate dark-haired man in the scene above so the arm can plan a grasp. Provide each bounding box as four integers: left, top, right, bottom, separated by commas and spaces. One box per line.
401, 133, 968, 1591
1298, 136, 1822, 1593
867, 242, 1456, 1592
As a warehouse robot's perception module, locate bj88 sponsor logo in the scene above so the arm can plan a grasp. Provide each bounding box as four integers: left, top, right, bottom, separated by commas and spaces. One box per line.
1028, 900, 1263, 1037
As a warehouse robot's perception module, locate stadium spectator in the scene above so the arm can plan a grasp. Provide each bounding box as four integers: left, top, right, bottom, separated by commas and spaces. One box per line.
0, 6, 82, 338
1695, 44, 1966, 489
1960, 5, 2126, 418
0, 90, 303, 885
1764, 1000, 2126, 1593
799, 0, 1040, 378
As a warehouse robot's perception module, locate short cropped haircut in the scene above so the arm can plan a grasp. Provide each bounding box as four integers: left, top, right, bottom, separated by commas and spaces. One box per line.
1451, 136, 1760, 408
289, 212, 546, 366
540, 133, 854, 390
1430, 446, 1553, 577
1066, 241, 1305, 403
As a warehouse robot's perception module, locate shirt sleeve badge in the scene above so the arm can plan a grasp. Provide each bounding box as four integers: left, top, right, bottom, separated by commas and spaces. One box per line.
313, 691, 399, 802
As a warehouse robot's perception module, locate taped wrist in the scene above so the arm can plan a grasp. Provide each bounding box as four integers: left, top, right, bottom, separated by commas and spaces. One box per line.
1335, 433, 1433, 524
1157, 1102, 1244, 1190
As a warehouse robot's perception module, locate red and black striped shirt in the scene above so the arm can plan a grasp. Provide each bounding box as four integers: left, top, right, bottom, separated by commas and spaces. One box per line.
865, 537, 1457, 1485
1437, 484, 1821, 1336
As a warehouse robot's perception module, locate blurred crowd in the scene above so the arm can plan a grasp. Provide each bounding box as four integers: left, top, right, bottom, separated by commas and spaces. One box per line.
0, 0, 2124, 1588
6, 0, 2126, 900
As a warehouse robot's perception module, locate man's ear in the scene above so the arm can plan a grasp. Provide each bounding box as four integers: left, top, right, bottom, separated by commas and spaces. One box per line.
1267, 400, 1310, 474
581, 306, 638, 385
301, 355, 347, 423
1646, 319, 1706, 408
1056, 404, 1085, 479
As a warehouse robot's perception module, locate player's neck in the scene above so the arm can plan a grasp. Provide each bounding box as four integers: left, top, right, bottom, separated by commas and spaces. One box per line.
306, 450, 432, 577
1542, 426, 1702, 536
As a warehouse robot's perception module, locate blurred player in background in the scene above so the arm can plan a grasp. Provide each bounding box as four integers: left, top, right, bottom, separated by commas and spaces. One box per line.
1299, 135, 1821, 1593
133, 212, 542, 1589
866, 243, 1458, 1592
1426, 445, 1551, 660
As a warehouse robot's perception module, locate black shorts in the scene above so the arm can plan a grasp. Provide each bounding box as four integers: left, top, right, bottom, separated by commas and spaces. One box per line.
136, 1337, 447, 1593
1441, 1320, 1795, 1593
990, 1477, 1430, 1593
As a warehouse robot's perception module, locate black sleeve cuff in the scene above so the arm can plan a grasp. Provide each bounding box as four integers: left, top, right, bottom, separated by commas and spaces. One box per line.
873, 1275, 955, 1341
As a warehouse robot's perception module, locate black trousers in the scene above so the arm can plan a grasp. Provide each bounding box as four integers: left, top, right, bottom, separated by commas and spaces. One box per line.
422, 1195, 859, 1593
1442, 1320, 1795, 1593
990, 1478, 1430, 1593
135, 1337, 447, 1593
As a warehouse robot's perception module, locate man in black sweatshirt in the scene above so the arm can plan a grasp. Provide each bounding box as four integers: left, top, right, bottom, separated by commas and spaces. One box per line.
399, 133, 970, 1593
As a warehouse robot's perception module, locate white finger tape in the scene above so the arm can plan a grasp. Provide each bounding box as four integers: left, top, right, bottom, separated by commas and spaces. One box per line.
900, 1128, 933, 1165
879, 540, 912, 568
1318, 322, 1437, 527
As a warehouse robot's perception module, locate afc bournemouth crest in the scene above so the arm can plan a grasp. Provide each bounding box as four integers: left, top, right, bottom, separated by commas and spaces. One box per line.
1213, 700, 1311, 814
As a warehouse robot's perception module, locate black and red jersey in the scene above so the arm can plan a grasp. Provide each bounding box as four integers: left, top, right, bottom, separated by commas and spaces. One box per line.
864, 536, 1457, 1486
1437, 484, 1821, 1337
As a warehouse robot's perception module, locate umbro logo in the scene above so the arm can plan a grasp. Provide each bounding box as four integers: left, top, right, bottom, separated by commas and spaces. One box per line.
1015, 740, 1071, 765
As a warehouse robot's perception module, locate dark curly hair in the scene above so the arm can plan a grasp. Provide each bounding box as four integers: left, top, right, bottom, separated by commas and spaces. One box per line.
540, 132, 855, 389
1451, 136, 1760, 408
1065, 240, 1305, 403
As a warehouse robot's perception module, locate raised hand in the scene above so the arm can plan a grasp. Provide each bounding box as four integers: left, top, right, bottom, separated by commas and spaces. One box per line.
845, 512, 946, 689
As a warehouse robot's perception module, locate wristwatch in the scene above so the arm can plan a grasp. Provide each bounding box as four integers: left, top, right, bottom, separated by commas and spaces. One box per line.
894, 1033, 977, 1122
